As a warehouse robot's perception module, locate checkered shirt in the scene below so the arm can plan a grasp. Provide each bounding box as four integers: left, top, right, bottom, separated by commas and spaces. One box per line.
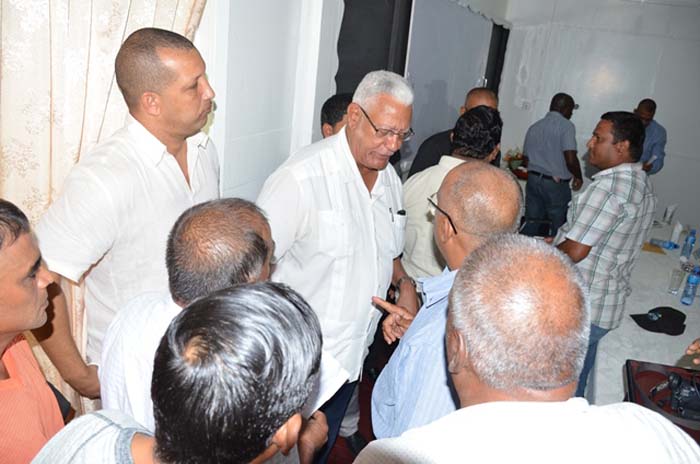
557, 163, 657, 329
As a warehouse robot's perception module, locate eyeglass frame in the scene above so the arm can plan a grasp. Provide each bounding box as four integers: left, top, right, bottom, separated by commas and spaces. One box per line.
357, 105, 414, 142
427, 193, 458, 235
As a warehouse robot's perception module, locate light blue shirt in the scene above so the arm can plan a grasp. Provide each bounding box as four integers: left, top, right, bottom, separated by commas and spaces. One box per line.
523, 111, 577, 180
640, 119, 666, 175
371, 268, 459, 439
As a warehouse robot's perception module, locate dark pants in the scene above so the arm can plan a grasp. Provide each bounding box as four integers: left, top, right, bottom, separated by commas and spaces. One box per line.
314, 380, 358, 463
575, 324, 611, 398
522, 173, 572, 237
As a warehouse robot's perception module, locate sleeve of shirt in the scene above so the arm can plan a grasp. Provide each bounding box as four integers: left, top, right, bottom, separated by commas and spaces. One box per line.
564, 182, 622, 247
256, 167, 306, 260
561, 121, 577, 152
648, 127, 666, 175
35, 163, 121, 283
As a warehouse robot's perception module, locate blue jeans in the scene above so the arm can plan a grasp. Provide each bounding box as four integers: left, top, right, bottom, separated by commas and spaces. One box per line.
576, 324, 611, 398
522, 174, 571, 237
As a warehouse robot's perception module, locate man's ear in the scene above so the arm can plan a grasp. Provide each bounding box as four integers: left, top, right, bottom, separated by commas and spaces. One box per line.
140, 92, 161, 117
446, 324, 468, 374
269, 413, 302, 457
321, 123, 334, 139
615, 139, 631, 161
485, 144, 500, 163
459, 105, 467, 115
346, 102, 362, 130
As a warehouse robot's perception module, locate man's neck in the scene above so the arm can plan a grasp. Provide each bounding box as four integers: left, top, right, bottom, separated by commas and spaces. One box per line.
459, 382, 575, 408
134, 115, 191, 185
0, 332, 19, 380
130, 433, 157, 464
357, 165, 379, 192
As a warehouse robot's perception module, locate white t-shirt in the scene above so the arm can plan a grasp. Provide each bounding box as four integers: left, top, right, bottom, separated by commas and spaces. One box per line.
356, 398, 700, 463
36, 115, 219, 362
100, 291, 180, 431
257, 128, 404, 381
401, 155, 463, 280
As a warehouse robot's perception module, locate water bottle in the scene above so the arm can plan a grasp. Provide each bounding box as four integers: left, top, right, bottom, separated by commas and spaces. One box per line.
649, 238, 679, 249
680, 229, 696, 263
681, 266, 700, 306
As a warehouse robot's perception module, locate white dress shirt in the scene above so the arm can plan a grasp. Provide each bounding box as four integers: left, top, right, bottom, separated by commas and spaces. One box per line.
257, 128, 404, 382
401, 155, 464, 279
100, 291, 180, 431
36, 115, 219, 362
357, 398, 700, 463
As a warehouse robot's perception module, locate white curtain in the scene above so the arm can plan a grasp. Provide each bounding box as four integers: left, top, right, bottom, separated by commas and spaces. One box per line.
0, 0, 207, 413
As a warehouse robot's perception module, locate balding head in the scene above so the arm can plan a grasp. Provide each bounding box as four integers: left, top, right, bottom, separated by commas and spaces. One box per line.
462, 88, 498, 113
449, 234, 589, 395
115, 27, 196, 110
166, 199, 272, 305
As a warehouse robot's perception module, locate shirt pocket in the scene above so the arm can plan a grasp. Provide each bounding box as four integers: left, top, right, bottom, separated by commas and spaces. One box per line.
316, 210, 354, 257
392, 214, 407, 257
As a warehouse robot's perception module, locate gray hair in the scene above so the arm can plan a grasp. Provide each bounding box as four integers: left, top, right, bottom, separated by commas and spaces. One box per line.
449, 234, 590, 391
352, 70, 414, 107
443, 161, 523, 241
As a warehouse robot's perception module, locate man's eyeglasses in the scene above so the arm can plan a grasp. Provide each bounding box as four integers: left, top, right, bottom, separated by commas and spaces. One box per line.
427, 193, 457, 235
358, 105, 414, 142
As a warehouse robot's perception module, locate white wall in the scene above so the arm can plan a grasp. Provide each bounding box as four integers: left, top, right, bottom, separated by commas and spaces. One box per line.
499, 0, 700, 227
196, 0, 344, 201
403, 0, 492, 170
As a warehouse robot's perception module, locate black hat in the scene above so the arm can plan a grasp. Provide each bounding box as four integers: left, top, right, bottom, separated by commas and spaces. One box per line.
630, 306, 686, 336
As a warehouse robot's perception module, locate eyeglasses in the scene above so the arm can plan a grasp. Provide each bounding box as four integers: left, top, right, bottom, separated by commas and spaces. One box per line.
427, 193, 458, 235
358, 105, 414, 142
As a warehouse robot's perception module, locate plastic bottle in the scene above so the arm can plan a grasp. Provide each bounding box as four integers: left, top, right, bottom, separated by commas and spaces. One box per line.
680, 229, 696, 263
649, 238, 679, 250
680, 266, 700, 306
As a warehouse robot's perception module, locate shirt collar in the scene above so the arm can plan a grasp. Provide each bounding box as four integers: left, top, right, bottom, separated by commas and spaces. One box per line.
125, 114, 209, 166
418, 268, 457, 309
335, 126, 393, 196
591, 162, 641, 180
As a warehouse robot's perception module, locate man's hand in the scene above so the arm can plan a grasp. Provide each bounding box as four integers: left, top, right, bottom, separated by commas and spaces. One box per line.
642, 163, 652, 172
373, 296, 415, 345
571, 177, 583, 191
66, 364, 100, 399
297, 411, 328, 464
686, 338, 700, 365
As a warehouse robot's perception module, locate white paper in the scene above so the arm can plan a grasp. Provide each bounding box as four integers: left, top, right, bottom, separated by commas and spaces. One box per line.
301, 349, 349, 418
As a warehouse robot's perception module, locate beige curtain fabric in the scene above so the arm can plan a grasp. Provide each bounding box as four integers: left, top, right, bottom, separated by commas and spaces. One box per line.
0, 0, 207, 413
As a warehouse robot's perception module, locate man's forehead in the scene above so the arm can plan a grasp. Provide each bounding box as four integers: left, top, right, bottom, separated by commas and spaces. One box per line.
0, 233, 39, 276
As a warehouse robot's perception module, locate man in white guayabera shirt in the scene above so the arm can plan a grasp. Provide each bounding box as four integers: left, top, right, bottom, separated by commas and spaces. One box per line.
258, 70, 419, 462
34, 28, 219, 398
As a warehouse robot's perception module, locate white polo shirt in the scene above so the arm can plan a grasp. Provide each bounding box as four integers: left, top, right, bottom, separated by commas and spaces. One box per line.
36, 115, 219, 362
257, 128, 404, 382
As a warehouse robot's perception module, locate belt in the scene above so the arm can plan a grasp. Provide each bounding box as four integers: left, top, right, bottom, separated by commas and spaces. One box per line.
529, 170, 570, 183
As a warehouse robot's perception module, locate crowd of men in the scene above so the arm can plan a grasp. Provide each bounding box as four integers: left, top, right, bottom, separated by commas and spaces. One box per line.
1, 26, 696, 464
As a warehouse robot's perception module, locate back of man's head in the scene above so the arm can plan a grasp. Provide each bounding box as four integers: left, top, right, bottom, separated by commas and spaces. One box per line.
449, 234, 589, 393
353, 70, 414, 108
151, 282, 322, 463
549, 92, 576, 116
463, 87, 498, 111
451, 106, 503, 159
601, 111, 646, 162
166, 198, 271, 305
441, 161, 522, 246
115, 27, 195, 109
637, 98, 657, 114
321, 93, 353, 130
0, 199, 30, 251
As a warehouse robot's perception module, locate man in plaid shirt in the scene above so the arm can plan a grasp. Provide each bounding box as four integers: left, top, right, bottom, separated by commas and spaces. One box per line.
555, 111, 657, 398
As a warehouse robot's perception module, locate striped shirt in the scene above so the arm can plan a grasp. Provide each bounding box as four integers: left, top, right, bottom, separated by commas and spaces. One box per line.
556, 163, 656, 329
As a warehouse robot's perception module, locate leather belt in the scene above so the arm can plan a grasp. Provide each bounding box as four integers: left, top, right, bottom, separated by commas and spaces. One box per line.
529, 170, 570, 183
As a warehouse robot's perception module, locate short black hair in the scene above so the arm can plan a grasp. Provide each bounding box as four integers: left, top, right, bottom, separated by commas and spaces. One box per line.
320, 93, 353, 127
601, 111, 646, 162
152, 282, 322, 464
166, 198, 269, 304
550, 92, 575, 113
637, 98, 657, 113
0, 199, 30, 250
451, 106, 503, 159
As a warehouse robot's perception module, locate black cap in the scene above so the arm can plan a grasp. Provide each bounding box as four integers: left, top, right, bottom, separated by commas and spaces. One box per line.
630, 306, 686, 336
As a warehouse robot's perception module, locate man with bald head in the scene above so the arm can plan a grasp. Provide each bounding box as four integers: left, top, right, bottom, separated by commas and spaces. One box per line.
522, 92, 583, 237
34, 28, 219, 396
401, 106, 503, 280
408, 87, 498, 178
359, 235, 700, 462
371, 161, 522, 439
634, 98, 667, 175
